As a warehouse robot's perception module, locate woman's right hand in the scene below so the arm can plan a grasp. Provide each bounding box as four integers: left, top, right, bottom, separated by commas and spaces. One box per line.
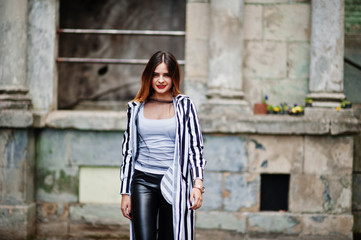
121, 194, 132, 220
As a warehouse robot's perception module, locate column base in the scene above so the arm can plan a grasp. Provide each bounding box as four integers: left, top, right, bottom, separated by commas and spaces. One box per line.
0, 203, 36, 240
0, 94, 31, 110
305, 92, 354, 117
307, 92, 345, 108
0, 86, 31, 110
304, 107, 354, 117
206, 88, 245, 99
201, 97, 251, 115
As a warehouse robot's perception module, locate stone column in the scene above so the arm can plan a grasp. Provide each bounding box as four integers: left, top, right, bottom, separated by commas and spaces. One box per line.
27, 0, 58, 111
203, 0, 250, 115
0, 1, 36, 239
184, 0, 209, 109
308, 0, 345, 108
0, 130, 36, 239
0, 0, 31, 109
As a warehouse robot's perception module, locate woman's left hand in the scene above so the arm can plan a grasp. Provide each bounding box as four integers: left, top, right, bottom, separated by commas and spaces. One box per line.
189, 183, 203, 210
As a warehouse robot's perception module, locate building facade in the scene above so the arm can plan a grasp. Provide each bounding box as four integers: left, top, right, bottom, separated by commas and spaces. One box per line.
0, 0, 360, 239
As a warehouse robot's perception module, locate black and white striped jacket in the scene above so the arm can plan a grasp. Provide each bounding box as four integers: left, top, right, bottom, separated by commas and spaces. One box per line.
120, 94, 206, 240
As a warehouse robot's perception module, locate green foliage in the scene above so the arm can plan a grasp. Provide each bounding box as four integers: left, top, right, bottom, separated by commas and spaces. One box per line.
305, 97, 312, 103
341, 100, 352, 108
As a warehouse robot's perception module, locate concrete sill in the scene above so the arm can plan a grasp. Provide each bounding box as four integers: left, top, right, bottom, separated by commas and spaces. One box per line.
0, 110, 33, 128
30, 110, 361, 135
33, 110, 127, 131
200, 114, 361, 135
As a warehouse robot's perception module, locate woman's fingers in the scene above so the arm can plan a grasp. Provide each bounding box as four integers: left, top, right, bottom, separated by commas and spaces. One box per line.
121, 195, 132, 220
189, 189, 203, 210
122, 206, 132, 220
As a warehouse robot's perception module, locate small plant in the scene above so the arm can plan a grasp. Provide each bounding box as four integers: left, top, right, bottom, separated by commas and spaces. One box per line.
267, 104, 274, 114
273, 106, 280, 114
305, 97, 312, 107
340, 100, 352, 109
290, 106, 304, 115
281, 102, 289, 114
254, 93, 269, 114
262, 94, 268, 104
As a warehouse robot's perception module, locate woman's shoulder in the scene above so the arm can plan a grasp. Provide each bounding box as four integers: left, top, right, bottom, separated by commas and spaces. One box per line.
176, 94, 198, 107
127, 101, 142, 108
175, 94, 191, 103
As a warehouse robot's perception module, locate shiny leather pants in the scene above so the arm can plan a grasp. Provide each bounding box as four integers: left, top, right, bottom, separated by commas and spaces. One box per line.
131, 170, 173, 240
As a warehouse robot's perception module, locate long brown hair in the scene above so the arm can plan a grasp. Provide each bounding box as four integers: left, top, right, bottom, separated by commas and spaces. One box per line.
133, 51, 182, 102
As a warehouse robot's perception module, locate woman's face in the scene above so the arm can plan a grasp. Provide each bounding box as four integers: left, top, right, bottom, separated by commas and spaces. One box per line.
151, 62, 173, 98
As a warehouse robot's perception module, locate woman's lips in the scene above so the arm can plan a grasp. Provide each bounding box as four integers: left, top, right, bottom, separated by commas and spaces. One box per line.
157, 85, 166, 89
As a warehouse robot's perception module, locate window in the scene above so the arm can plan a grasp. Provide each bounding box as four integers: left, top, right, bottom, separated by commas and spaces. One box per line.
260, 174, 290, 211
57, 0, 185, 110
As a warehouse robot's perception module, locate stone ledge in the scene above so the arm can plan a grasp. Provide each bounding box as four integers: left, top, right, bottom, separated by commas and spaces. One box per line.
69, 204, 129, 226
29, 110, 361, 135
196, 211, 353, 239
200, 114, 361, 135
0, 110, 33, 128
33, 110, 127, 131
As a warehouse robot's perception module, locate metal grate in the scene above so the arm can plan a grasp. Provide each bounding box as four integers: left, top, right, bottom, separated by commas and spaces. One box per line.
56, 29, 186, 65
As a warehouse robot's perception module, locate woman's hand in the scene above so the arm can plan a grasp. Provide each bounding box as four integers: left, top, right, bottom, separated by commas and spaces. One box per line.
190, 179, 203, 210
121, 194, 132, 220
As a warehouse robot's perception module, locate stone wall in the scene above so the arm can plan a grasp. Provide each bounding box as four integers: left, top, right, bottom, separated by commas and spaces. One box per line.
29, 127, 356, 239
344, 1, 361, 238
243, 0, 311, 108
34, 129, 130, 238
0, 129, 36, 239
196, 134, 353, 239
353, 133, 361, 238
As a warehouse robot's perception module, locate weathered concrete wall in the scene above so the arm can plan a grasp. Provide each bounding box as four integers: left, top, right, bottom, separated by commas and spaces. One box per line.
197, 134, 353, 239
35, 129, 130, 238
243, 1, 311, 107
344, 2, 361, 236
0, 0, 31, 110
309, 0, 344, 94
0, 129, 36, 240
0, 0, 28, 88
27, 0, 58, 111
32, 129, 354, 239
184, 1, 209, 108
353, 132, 361, 238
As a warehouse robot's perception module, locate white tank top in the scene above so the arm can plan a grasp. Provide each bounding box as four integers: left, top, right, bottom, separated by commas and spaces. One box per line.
135, 105, 176, 175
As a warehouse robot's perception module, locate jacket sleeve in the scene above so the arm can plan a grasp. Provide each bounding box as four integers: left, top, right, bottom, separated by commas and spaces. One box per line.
120, 104, 133, 195
187, 99, 206, 180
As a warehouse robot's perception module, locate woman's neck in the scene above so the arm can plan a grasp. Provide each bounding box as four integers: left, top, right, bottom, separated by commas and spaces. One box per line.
151, 93, 173, 101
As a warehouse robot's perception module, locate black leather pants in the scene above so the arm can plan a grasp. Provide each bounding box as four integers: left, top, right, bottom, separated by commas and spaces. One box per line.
131, 170, 173, 240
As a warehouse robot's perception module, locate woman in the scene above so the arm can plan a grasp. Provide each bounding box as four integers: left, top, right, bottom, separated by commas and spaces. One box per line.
120, 51, 206, 240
